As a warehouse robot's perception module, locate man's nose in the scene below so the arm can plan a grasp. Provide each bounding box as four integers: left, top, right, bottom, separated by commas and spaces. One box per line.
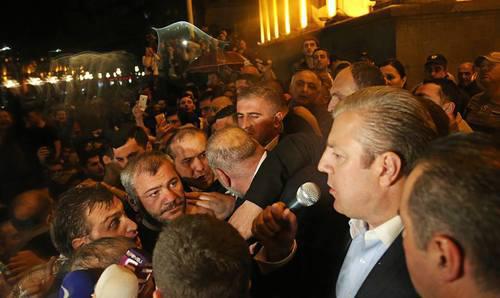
191, 157, 204, 172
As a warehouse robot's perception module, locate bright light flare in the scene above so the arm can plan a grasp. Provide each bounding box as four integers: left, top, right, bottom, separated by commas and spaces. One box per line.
272, 0, 279, 38
83, 72, 93, 80
284, 0, 290, 34
300, 0, 308, 29
2, 79, 20, 88
27, 77, 45, 86
259, 0, 265, 43
264, 0, 271, 41
327, 0, 337, 17
45, 76, 59, 84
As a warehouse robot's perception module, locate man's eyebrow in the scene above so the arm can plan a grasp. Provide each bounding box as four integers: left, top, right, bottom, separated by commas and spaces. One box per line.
126, 151, 139, 159
103, 210, 122, 226
144, 185, 161, 196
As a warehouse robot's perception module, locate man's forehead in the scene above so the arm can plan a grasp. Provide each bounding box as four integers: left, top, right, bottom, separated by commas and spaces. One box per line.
237, 96, 269, 110
327, 111, 361, 146
304, 40, 316, 46
314, 50, 328, 57
114, 138, 141, 153
87, 197, 121, 218
294, 71, 320, 84
173, 134, 206, 156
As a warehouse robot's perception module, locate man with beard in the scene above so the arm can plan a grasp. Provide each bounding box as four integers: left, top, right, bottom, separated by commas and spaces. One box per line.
121, 152, 218, 251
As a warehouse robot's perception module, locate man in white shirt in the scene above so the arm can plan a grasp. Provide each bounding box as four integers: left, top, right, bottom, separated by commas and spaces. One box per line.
206, 126, 269, 198
252, 86, 438, 297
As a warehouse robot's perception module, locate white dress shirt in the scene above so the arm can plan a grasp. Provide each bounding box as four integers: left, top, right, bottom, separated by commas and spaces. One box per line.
335, 215, 403, 298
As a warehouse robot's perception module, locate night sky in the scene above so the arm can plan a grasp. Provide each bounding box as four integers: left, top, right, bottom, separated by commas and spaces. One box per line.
2, 0, 191, 58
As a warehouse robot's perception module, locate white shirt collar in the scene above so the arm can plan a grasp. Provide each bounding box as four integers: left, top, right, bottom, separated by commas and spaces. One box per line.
252, 151, 268, 180
348, 215, 403, 246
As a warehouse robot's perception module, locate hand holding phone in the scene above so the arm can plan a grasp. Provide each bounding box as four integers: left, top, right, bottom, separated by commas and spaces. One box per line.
138, 95, 148, 111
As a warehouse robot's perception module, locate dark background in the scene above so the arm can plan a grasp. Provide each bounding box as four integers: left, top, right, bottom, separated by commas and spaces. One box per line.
1, 0, 205, 58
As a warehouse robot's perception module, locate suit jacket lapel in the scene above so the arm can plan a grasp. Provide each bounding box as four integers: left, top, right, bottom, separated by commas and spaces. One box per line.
354, 233, 418, 298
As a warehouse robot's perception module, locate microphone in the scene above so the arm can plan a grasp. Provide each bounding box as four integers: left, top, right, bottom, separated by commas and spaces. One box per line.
288, 182, 321, 211
247, 182, 320, 247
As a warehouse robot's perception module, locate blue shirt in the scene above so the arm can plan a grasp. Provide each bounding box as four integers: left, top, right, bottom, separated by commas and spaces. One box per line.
335, 216, 403, 298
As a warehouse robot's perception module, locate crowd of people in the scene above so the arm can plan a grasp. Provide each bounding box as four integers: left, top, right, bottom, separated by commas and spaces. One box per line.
0, 30, 499, 298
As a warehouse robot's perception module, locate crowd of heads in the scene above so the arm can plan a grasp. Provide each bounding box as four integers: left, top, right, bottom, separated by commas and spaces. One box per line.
0, 25, 499, 298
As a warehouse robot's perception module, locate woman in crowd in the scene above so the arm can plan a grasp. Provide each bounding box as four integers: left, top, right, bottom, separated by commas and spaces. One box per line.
380, 58, 407, 88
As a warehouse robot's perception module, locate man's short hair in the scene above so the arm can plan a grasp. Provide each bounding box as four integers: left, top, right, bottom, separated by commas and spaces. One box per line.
421, 78, 469, 116
408, 133, 500, 292
206, 127, 258, 172
70, 237, 136, 271
10, 189, 53, 231
164, 127, 206, 159
110, 126, 148, 150
333, 86, 438, 175
78, 149, 102, 167
350, 61, 386, 89
313, 47, 331, 60
303, 36, 319, 47
237, 85, 288, 113
51, 185, 115, 257
290, 69, 322, 89
153, 214, 251, 298
415, 96, 450, 137
120, 151, 172, 203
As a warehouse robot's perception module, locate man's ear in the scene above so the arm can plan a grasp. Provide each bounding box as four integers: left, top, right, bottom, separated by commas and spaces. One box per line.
429, 235, 464, 282
71, 236, 89, 251
214, 168, 231, 188
273, 111, 285, 130
376, 151, 402, 187
442, 102, 455, 116
401, 76, 408, 87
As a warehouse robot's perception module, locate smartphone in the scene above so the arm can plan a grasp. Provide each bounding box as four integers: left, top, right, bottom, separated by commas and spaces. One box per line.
138, 95, 148, 111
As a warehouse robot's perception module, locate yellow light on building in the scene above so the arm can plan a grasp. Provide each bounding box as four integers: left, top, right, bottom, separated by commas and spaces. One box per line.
264, 0, 271, 41
272, 0, 279, 38
339, 0, 374, 17
284, 0, 291, 34
327, 0, 337, 17
300, 0, 308, 29
259, 0, 265, 43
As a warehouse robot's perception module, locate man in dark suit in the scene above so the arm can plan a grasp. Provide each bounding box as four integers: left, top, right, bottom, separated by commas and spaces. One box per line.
253, 86, 439, 297
401, 133, 500, 298
206, 126, 348, 297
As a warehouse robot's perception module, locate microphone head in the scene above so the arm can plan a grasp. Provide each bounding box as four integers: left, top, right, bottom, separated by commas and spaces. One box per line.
296, 182, 321, 207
